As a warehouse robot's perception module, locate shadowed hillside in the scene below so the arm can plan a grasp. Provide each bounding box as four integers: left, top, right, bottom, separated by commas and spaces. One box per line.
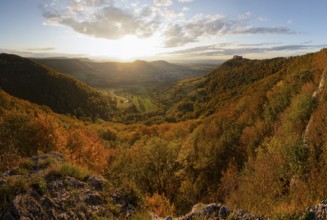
0, 54, 116, 120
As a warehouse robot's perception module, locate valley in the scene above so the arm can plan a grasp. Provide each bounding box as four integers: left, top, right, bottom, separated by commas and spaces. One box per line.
1, 49, 327, 219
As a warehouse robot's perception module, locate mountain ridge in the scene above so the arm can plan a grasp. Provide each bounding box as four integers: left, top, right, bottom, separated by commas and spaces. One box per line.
33, 57, 211, 88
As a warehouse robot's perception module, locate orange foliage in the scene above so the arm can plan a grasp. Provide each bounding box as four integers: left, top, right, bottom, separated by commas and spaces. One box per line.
63, 128, 109, 173
146, 193, 175, 217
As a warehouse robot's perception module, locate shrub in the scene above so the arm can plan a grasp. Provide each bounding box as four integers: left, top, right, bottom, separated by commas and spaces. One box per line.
146, 193, 175, 217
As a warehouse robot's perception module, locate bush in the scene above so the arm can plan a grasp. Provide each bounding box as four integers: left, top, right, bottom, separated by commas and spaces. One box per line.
146, 193, 175, 217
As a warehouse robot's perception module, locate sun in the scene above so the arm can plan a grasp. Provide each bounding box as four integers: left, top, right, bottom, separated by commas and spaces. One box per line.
113, 35, 162, 61
70, 34, 163, 61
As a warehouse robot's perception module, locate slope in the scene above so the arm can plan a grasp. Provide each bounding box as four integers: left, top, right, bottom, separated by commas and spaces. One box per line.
0, 54, 116, 120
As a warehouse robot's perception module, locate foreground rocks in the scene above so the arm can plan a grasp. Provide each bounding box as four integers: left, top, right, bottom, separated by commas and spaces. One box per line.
151, 203, 265, 220
2, 152, 327, 220
305, 200, 327, 220
0, 152, 132, 220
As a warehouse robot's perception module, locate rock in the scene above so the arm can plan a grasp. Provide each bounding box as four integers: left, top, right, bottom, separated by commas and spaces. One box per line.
2, 194, 48, 219
87, 175, 107, 191
83, 191, 103, 206
3, 171, 10, 177
219, 205, 230, 218
175, 203, 264, 220
303, 200, 327, 220
0, 152, 118, 219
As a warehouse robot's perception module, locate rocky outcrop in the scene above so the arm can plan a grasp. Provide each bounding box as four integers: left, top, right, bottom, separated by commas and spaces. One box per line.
3, 152, 327, 220
304, 200, 327, 220
0, 152, 130, 220
152, 203, 265, 220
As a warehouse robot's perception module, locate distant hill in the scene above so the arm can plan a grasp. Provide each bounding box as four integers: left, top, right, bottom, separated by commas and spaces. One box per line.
33, 58, 212, 88
0, 53, 116, 120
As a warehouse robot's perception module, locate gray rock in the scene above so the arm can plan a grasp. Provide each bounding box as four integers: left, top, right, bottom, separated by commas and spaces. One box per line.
0, 152, 116, 219
87, 175, 107, 191
176, 203, 264, 220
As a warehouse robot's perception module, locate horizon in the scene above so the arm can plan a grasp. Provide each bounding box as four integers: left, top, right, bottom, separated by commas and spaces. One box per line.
1, 0, 327, 62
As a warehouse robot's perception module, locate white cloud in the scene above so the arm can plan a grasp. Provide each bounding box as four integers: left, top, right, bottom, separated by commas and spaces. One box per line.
238, 12, 251, 20
153, 0, 173, 7
182, 7, 190, 12
162, 14, 294, 47
178, 0, 194, 2
41, 0, 296, 48
258, 17, 269, 22
168, 42, 327, 57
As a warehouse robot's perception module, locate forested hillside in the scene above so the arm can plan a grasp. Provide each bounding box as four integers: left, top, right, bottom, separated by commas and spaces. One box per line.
1, 49, 327, 219
0, 54, 116, 120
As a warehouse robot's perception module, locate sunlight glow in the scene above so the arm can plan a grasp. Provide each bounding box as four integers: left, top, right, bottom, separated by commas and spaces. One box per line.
113, 36, 162, 61
60, 33, 164, 61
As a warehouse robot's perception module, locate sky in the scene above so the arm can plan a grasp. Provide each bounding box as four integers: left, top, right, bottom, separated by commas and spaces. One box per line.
0, 0, 326, 62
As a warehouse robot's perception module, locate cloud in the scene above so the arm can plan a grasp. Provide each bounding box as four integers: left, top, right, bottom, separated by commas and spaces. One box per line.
258, 17, 269, 22
42, 4, 159, 40
41, 0, 296, 48
0, 48, 86, 58
182, 7, 190, 12
233, 26, 294, 35
168, 43, 327, 57
178, 0, 194, 2
162, 14, 294, 47
27, 47, 56, 52
153, 0, 173, 6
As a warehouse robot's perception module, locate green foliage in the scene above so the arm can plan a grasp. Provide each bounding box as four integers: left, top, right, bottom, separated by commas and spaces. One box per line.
31, 176, 47, 195
39, 157, 55, 169
51, 163, 90, 181
0, 176, 29, 211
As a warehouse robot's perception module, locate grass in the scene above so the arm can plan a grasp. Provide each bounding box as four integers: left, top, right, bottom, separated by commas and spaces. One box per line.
104, 87, 159, 113
54, 162, 90, 181
31, 175, 47, 195
131, 211, 152, 220
19, 158, 35, 170
39, 157, 55, 169
0, 176, 29, 210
